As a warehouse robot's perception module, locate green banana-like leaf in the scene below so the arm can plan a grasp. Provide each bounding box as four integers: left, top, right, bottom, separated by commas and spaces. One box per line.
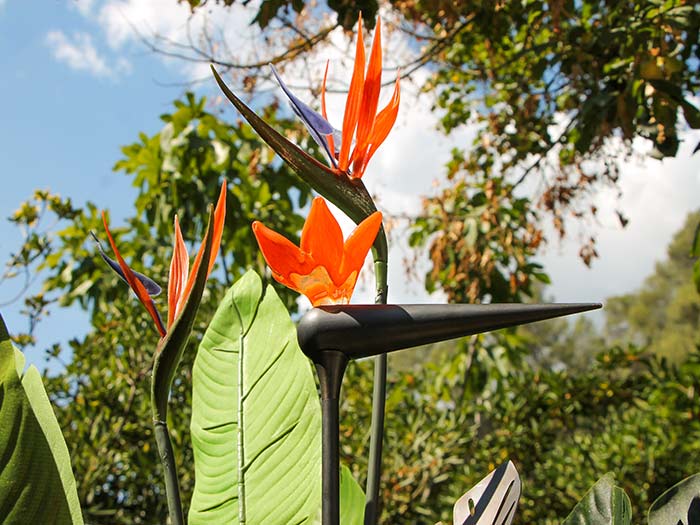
340, 465, 365, 525
211, 66, 387, 262
648, 472, 700, 525
563, 473, 632, 525
0, 313, 84, 525
151, 205, 215, 420
189, 270, 321, 524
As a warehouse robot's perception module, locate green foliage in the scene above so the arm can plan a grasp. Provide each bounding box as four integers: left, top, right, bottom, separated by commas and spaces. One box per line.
339, 342, 700, 524
691, 220, 700, 293
0, 314, 83, 525
189, 271, 321, 524
562, 474, 631, 525
423, 0, 699, 203
606, 210, 700, 361
4, 93, 313, 524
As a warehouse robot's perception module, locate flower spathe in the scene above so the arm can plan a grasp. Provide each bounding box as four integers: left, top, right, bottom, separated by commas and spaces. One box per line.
96, 181, 227, 338
272, 14, 400, 179
253, 197, 382, 306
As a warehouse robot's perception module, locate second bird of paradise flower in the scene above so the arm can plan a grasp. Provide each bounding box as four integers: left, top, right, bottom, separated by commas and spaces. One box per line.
253, 197, 382, 306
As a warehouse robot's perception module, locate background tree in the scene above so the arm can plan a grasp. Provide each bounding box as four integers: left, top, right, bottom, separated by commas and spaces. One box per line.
172, 0, 699, 267
605, 209, 700, 361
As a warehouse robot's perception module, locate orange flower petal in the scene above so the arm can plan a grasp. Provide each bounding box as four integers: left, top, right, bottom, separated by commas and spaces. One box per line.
357, 74, 401, 176
338, 14, 366, 171
167, 215, 189, 327
252, 221, 316, 280
353, 17, 383, 161
321, 60, 336, 161
339, 211, 383, 281
207, 180, 228, 276
178, 181, 227, 314
288, 266, 357, 306
300, 197, 344, 284
102, 212, 166, 337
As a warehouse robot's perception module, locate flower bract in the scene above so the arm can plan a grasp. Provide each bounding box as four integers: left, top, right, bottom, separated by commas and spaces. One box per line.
272, 15, 400, 179
253, 197, 382, 306
95, 181, 227, 337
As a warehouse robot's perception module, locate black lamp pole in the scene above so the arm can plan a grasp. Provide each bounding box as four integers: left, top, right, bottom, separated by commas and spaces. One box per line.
297, 302, 601, 525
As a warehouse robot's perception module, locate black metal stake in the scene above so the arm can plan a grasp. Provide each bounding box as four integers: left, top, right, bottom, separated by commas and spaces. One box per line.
297, 302, 602, 525
314, 350, 349, 525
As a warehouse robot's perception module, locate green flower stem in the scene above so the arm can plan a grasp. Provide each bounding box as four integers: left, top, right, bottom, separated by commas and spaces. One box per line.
365, 243, 388, 525
153, 415, 185, 525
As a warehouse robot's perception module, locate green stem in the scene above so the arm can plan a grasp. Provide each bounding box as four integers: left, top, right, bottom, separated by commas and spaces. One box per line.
365, 241, 388, 525
153, 414, 185, 525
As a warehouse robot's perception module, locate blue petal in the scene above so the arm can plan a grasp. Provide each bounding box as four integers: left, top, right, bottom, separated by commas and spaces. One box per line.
270, 65, 339, 168
90, 231, 162, 296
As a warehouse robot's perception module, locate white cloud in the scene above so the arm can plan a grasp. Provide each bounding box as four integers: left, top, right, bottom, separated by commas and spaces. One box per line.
95, 0, 263, 80
46, 30, 130, 78
69, 0, 95, 17
540, 129, 700, 304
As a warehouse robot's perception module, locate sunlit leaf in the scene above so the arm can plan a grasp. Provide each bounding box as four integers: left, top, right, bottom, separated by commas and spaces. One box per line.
340, 465, 365, 525
189, 270, 321, 524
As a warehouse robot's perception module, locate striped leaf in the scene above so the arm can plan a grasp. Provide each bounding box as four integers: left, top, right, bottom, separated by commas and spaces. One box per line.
453, 461, 521, 525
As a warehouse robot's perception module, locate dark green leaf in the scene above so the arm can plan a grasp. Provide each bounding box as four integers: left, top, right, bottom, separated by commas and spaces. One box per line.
562, 473, 631, 525
648, 472, 700, 525
0, 313, 84, 525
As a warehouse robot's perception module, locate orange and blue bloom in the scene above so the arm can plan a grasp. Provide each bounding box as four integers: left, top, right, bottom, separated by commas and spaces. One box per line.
94, 181, 227, 337
271, 15, 400, 179
252, 197, 382, 306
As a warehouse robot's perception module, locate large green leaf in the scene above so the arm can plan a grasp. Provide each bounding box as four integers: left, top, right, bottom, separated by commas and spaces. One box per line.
340, 465, 365, 525
648, 473, 700, 525
563, 473, 632, 525
189, 270, 321, 524
0, 313, 83, 525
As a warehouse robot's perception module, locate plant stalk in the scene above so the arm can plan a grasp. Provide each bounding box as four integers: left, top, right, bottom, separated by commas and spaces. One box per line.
365, 253, 388, 525
153, 417, 185, 525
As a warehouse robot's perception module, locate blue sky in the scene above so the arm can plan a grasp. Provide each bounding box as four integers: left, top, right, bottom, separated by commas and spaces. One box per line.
0, 1, 191, 366
1, 0, 700, 370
